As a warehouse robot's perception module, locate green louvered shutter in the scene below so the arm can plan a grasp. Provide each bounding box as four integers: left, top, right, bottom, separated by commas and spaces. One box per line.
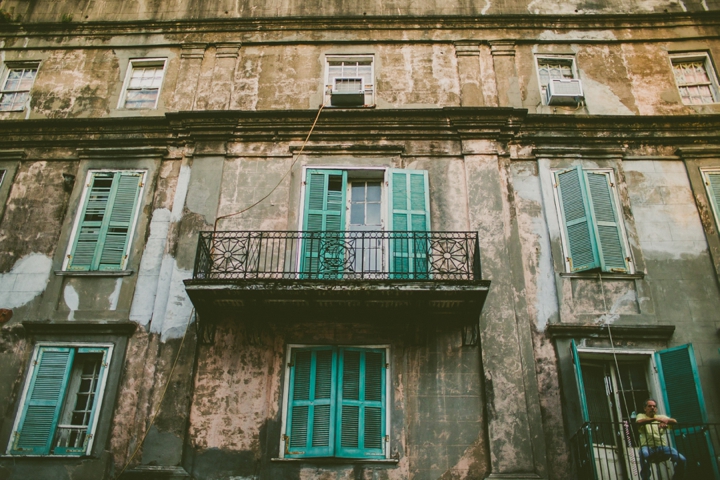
53, 347, 109, 456
656, 344, 707, 424
11, 347, 74, 455
585, 171, 628, 272
285, 348, 337, 458
301, 170, 347, 278
388, 169, 431, 278
656, 345, 720, 480
98, 173, 142, 270
570, 340, 598, 480
555, 167, 599, 272
68, 172, 142, 271
703, 171, 720, 230
336, 348, 385, 458
571, 340, 590, 423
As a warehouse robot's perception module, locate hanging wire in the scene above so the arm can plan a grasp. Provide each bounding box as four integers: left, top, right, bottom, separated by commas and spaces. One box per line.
212, 104, 325, 232
114, 309, 195, 480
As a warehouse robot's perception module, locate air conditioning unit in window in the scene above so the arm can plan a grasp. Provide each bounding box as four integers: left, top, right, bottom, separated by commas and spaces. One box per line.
547, 79, 584, 105
330, 77, 365, 106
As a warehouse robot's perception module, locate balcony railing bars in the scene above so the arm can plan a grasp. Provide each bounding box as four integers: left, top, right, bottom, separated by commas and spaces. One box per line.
570, 421, 720, 480
193, 231, 481, 281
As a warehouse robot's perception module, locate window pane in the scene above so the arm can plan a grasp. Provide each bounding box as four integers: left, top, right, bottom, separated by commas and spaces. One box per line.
366, 182, 381, 202
366, 203, 381, 225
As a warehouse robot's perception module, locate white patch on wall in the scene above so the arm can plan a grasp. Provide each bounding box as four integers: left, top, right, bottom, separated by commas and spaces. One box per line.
582, 77, 635, 116
129, 208, 171, 326
481, 0, 492, 14
0, 253, 52, 310
149, 255, 193, 341
513, 175, 559, 332
538, 30, 617, 41
64, 284, 79, 320
108, 278, 122, 311
172, 165, 191, 222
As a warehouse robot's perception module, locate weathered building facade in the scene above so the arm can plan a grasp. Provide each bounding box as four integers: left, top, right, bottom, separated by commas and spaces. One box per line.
0, 1, 718, 479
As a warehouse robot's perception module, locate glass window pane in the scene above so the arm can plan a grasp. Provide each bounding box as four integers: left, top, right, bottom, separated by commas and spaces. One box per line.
366, 203, 381, 225
366, 182, 381, 202
350, 203, 364, 225
351, 183, 365, 202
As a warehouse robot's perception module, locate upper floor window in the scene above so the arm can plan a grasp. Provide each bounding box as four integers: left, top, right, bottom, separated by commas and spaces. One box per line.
325, 55, 374, 107
301, 168, 430, 277
701, 169, 720, 230
536, 56, 583, 106
7, 344, 112, 456
553, 166, 632, 273
0, 63, 39, 112
671, 53, 719, 105
281, 346, 389, 459
118, 58, 167, 109
63, 170, 145, 272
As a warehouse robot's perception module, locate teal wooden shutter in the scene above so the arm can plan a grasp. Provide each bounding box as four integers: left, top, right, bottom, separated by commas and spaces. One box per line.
98, 173, 143, 270
301, 170, 347, 277
285, 347, 337, 458
703, 171, 720, 229
656, 344, 719, 480
336, 348, 386, 458
68, 171, 142, 271
585, 171, 628, 272
11, 347, 74, 455
656, 344, 707, 423
53, 347, 109, 456
388, 169, 430, 278
571, 340, 590, 423
555, 167, 599, 272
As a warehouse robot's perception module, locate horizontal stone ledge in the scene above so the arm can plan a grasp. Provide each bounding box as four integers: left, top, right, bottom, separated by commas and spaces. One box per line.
545, 323, 675, 340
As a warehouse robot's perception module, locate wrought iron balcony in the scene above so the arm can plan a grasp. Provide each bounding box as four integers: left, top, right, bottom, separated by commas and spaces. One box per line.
192, 231, 481, 281
184, 230, 490, 321
570, 421, 720, 480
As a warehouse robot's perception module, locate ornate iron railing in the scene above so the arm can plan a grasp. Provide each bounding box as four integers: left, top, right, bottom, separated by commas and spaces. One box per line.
569, 421, 720, 480
192, 231, 481, 281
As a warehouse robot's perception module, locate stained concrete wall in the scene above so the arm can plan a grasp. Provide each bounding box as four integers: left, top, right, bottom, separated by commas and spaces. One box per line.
0, 0, 717, 22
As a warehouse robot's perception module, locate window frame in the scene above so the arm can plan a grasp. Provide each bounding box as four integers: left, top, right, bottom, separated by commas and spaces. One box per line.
552, 166, 633, 274
324, 55, 375, 107
279, 344, 392, 460
0, 62, 40, 112
670, 52, 720, 105
117, 58, 167, 110
7, 342, 114, 457
62, 169, 146, 272
700, 168, 720, 232
535, 55, 579, 106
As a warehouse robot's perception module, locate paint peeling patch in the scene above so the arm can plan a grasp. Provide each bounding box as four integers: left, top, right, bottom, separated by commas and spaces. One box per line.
538, 30, 617, 41
64, 284, 79, 320
0, 254, 52, 309
148, 255, 193, 341
481, 0, 492, 15
582, 77, 635, 116
171, 165, 191, 222
108, 278, 122, 311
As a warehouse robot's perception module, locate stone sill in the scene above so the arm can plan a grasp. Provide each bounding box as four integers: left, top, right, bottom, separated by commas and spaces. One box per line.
271, 457, 399, 464
559, 272, 644, 280
55, 270, 134, 277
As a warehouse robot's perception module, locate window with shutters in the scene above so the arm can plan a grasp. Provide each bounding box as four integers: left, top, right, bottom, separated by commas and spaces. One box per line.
670, 53, 719, 105
571, 342, 715, 478
63, 170, 145, 272
553, 166, 632, 273
118, 58, 167, 110
536, 56, 578, 105
324, 55, 374, 107
281, 346, 389, 459
300, 168, 431, 277
701, 169, 720, 231
7, 344, 112, 456
0, 62, 39, 112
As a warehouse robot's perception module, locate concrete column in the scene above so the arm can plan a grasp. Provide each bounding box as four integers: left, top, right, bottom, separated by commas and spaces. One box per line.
490, 41, 522, 108
172, 43, 207, 111
195, 43, 241, 110
463, 141, 545, 480
455, 41, 484, 107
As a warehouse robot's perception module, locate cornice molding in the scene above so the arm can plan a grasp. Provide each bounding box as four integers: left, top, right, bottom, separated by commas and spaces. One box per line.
22, 320, 138, 336
0, 12, 717, 38
546, 323, 676, 340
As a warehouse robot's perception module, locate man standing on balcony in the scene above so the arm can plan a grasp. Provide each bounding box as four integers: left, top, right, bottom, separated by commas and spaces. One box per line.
635, 399, 686, 480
